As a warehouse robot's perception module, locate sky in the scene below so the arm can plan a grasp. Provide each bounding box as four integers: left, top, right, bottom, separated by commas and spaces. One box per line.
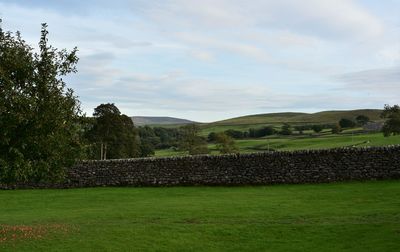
0, 0, 399, 122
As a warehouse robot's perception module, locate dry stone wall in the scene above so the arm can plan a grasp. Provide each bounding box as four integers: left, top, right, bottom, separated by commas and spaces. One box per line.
2, 146, 400, 189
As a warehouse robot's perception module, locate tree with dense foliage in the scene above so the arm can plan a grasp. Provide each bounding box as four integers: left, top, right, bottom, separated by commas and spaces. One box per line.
248, 128, 257, 138
207, 132, 218, 142
153, 127, 181, 148
138, 126, 160, 150
136, 126, 183, 155
224, 129, 245, 139
118, 114, 141, 158
179, 124, 209, 155
259, 126, 275, 136
248, 126, 275, 138
339, 118, 356, 128
280, 124, 292, 135
0, 23, 82, 183
381, 104, 400, 137
91, 103, 122, 159
86, 103, 140, 159
331, 124, 342, 134
215, 132, 239, 154
294, 125, 306, 134
139, 142, 155, 157
311, 125, 324, 133
356, 115, 370, 126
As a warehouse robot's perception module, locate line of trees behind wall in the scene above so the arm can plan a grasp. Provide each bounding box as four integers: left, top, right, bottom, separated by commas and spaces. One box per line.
82, 104, 216, 159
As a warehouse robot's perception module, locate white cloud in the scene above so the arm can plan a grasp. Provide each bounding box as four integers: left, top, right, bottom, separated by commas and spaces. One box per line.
275, 0, 384, 39
376, 47, 400, 63
189, 50, 215, 62
143, 0, 384, 40
175, 32, 269, 61
332, 67, 400, 110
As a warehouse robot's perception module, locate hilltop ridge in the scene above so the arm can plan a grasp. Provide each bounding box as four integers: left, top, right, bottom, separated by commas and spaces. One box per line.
131, 116, 196, 126
210, 109, 383, 126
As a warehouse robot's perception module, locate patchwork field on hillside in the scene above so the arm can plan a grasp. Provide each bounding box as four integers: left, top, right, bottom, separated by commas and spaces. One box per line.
156, 132, 400, 157
210, 109, 383, 126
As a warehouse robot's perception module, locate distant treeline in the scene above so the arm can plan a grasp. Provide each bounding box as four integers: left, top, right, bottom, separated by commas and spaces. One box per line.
208, 123, 336, 140
205, 116, 377, 140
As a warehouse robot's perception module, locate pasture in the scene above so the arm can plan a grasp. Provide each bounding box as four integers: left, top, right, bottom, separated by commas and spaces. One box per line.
0, 181, 399, 251
156, 132, 400, 157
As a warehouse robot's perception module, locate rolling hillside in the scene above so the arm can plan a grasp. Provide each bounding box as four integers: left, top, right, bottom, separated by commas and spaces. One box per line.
194, 109, 384, 135
211, 109, 383, 126
131, 116, 196, 126
132, 109, 384, 135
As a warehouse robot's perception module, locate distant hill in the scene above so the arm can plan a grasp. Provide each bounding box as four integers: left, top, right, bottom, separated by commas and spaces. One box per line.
211, 109, 383, 126
131, 116, 196, 126
132, 109, 383, 131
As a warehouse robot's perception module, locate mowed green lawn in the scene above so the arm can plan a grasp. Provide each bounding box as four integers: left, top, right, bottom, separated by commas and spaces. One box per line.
1, 181, 399, 251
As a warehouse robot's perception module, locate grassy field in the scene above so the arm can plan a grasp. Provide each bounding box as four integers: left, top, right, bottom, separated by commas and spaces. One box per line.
0, 181, 399, 251
156, 132, 400, 157
234, 132, 400, 152
146, 109, 394, 157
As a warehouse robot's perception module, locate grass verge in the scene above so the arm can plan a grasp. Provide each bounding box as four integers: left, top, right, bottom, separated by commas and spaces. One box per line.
0, 180, 399, 251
